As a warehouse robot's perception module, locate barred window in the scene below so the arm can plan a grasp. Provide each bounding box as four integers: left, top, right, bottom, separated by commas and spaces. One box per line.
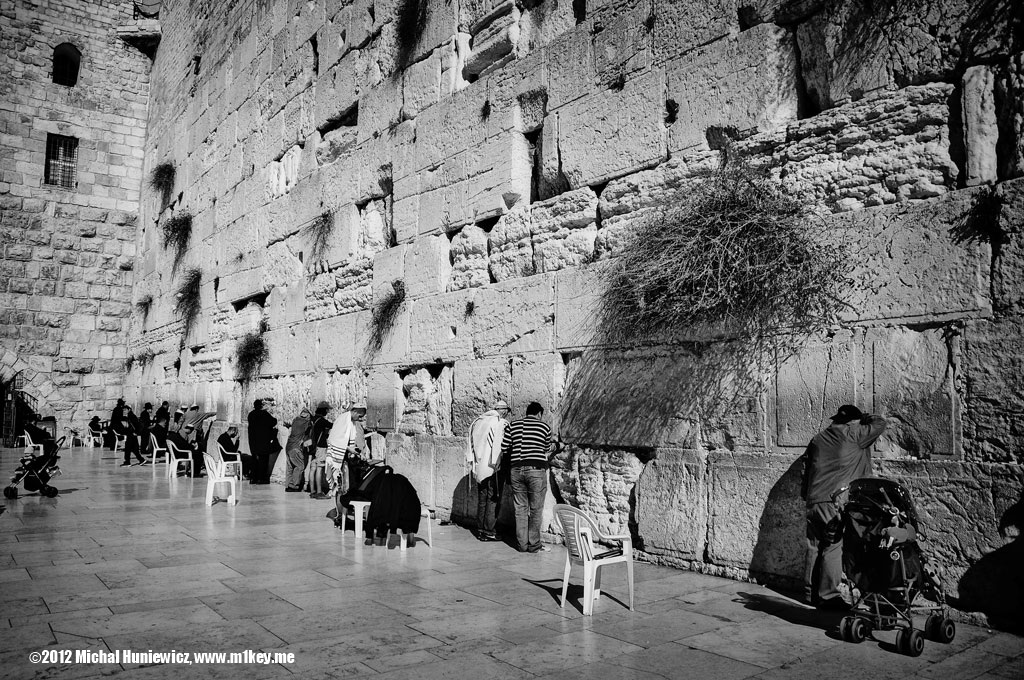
52, 43, 81, 87
44, 134, 78, 189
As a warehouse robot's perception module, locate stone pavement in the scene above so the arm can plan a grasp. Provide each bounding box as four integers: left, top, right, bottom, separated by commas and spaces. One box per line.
1, 446, 1021, 680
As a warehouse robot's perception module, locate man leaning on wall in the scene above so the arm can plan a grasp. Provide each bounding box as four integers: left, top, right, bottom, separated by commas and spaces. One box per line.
466, 399, 511, 542
501, 401, 555, 553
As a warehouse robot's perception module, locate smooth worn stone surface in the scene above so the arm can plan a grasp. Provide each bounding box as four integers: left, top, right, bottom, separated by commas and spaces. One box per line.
1, 446, 1021, 680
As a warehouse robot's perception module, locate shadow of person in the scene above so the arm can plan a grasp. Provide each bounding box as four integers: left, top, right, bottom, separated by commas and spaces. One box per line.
749, 456, 806, 595
734, 590, 847, 634
450, 473, 473, 528
954, 496, 1024, 633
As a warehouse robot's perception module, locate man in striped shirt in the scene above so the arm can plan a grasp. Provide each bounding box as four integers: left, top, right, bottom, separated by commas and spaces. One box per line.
501, 401, 555, 553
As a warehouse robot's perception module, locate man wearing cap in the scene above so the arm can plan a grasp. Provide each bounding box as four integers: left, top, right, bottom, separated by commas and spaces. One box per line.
247, 399, 278, 484
139, 403, 154, 457
325, 403, 367, 497
802, 404, 888, 609
466, 400, 510, 541
285, 407, 312, 493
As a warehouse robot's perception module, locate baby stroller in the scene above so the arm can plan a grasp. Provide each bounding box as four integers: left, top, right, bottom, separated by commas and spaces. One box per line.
4, 436, 64, 499
836, 478, 955, 656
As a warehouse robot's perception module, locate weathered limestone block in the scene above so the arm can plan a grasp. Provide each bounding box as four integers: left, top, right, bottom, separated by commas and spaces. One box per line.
487, 206, 533, 281
545, 23, 595, 111
516, 0, 576, 57
371, 245, 407, 304
868, 327, 960, 459
405, 234, 452, 298
433, 436, 473, 521
595, 153, 720, 258
666, 23, 798, 154
402, 46, 442, 119
554, 264, 607, 349
367, 368, 404, 431
459, 0, 512, 31
319, 152, 359, 213
265, 144, 302, 199
261, 240, 304, 291
996, 53, 1024, 180
452, 357, 513, 435
315, 126, 358, 166
418, 181, 471, 235
470, 273, 554, 355
392, 176, 420, 245
877, 459, 1024, 628
357, 71, 403, 145
402, 0, 460, 66
634, 449, 708, 560
407, 289, 475, 364
462, 6, 519, 79
465, 129, 533, 221
834, 188, 992, 322
320, 367, 368, 409
305, 271, 340, 320
357, 293, 409, 364
708, 451, 805, 579
531, 187, 599, 273
511, 352, 565, 428
386, 433, 436, 505
962, 65, 999, 186
267, 281, 306, 328
449, 224, 490, 290
796, 0, 1020, 110
399, 365, 454, 436
318, 312, 360, 370
261, 323, 317, 376
963, 317, 1024, 464
219, 265, 266, 306
994, 179, 1024, 313
555, 69, 667, 189
757, 83, 958, 212
358, 197, 391, 259
653, 0, 737, 64
552, 445, 645, 536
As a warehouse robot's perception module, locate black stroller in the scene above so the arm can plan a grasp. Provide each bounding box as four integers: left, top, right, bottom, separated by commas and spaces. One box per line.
836, 478, 955, 656
4, 436, 64, 499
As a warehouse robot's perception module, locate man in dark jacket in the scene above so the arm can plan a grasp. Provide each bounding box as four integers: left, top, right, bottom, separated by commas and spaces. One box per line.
247, 399, 278, 484
117, 404, 147, 467
802, 404, 887, 609
285, 407, 312, 492
24, 416, 58, 457
139, 403, 153, 456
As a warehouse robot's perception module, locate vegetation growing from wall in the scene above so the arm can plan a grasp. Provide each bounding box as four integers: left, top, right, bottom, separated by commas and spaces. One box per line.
135, 294, 153, 322
149, 161, 175, 209
367, 280, 406, 356
395, 0, 428, 69
235, 331, 268, 383
305, 210, 334, 270
162, 211, 193, 270
174, 268, 202, 344
598, 157, 850, 348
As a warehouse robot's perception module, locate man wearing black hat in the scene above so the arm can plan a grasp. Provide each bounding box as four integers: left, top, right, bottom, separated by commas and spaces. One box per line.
247, 399, 278, 484
802, 404, 887, 609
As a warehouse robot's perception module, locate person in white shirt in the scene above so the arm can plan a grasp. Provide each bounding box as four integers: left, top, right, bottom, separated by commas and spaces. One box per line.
465, 400, 510, 542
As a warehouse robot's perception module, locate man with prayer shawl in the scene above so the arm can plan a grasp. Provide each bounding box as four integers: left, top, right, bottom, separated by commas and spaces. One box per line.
465, 400, 511, 541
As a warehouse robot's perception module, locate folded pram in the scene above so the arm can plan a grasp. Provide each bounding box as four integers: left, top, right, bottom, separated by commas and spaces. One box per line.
836, 477, 955, 656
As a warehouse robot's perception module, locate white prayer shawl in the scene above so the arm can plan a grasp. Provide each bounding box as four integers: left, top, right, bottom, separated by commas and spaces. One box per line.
465, 410, 507, 482
326, 411, 354, 464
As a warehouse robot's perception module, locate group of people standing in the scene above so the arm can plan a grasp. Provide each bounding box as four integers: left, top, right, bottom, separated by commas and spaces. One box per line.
279, 400, 369, 499
465, 400, 556, 554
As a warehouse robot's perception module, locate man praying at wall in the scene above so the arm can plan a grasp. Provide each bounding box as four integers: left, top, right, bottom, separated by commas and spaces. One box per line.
802, 404, 887, 610
466, 400, 510, 542
501, 401, 555, 553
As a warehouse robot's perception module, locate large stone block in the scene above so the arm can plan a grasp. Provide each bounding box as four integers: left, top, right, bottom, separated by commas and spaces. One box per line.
996, 53, 1024, 180
469, 273, 554, 355
465, 129, 533, 221
552, 445, 646, 536
371, 245, 407, 304
398, 365, 454, 436
775, 331, 859, 448
366, 368, 403, 431
260, 323, 317, 376
402, 46, 443, 119
652, 0, 737, 64
555, 69, 667, 188
962, 65, 999, 186
994, 178, 1024, 313
449, 223, 490, 290
317, 312, 360, 370
487, 206, 534, 281
385, 432, 436, 505
634, 449, 708, 560
531, 187, 598, 273
407, 289, 475, 365
707, 451, 805, 579
452, 356, 513, 435
404, 234, 452, 299
510, 353, 564, 428
433, 435, 473, 522
665, 23, 798, 154
963, 317, 1024, 464
833, 188, 992, 322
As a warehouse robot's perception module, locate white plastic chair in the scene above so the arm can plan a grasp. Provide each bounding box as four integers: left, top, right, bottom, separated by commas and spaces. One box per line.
217, 443, 242, 480
112, 431, 127, 455
87, 429, 103, 448
165, 439, 193, 478
399, 506, 435, 550
23, 430, 44, 456
553, 504, 634, 616
203, 453, 238, 506
149, 433, 167, 467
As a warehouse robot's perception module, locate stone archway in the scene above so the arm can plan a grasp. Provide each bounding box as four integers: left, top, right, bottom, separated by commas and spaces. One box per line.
0, 347, 58, 418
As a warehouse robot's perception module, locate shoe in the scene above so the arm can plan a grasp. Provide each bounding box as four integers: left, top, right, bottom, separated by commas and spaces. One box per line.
364, 538, 374, 546
285, 487, 303, 492
119, 462, 131, 467
528, 545, 552, 553
374, 536, 386, 546
477, 533, 499, 542
817, 597, 851, 611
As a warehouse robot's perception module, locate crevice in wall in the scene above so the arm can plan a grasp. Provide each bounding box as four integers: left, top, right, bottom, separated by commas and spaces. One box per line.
792, 33, 821, 120
317, 101, 358, 137
310, 34, 319, 77
230, 291, 267, 312
524, 128, 542, 204
948, 83, 968, 189
665, 98, 679, 126
573, 0, 586, 25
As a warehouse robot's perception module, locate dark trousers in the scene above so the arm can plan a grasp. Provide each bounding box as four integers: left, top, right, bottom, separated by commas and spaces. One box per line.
805, 502, 844, 603
251, 453, 270, 483
476, 475, 499, 536
286, 447, 307, 489
121, 434, 143, 464
510, 466, 547, 552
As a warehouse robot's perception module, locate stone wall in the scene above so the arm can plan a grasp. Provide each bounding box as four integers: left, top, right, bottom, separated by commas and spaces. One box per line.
125, 0, 1023, 626
0, 0, 150, 425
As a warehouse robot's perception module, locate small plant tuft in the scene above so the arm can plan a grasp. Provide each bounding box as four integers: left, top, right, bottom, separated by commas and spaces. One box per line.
124, 355, 135, 372
480, 99, 491, 120
644, 11, 656, 32
395, 0, 428, 70
174, 268, 202, 344
367, 280, 406, 356
609, 71, 626, 91
135, 294, 153, 321
149, 161, 176, 209
598, 156, 850, 348
305, 211, 335, 268
464, 299, 476, 317
162, 211, 193, 270
235, 331, 269, 384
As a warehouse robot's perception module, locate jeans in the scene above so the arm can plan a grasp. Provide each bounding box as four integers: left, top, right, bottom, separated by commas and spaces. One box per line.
805, 502, 843, 603
510, 467, 547, 552
286, 447, 307, 489
476, 475, 499, 536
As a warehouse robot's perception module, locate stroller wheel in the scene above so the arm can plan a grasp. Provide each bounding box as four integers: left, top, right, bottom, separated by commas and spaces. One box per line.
839, 616, 853, 642
848, 617, 869, 643
3, 486, 17, 499
925, 614, 956, 644
897, 627, 925, 657
42, 486, 59, 498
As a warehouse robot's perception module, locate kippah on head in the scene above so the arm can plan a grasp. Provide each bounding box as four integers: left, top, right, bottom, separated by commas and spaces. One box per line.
525, 401, 544, 416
